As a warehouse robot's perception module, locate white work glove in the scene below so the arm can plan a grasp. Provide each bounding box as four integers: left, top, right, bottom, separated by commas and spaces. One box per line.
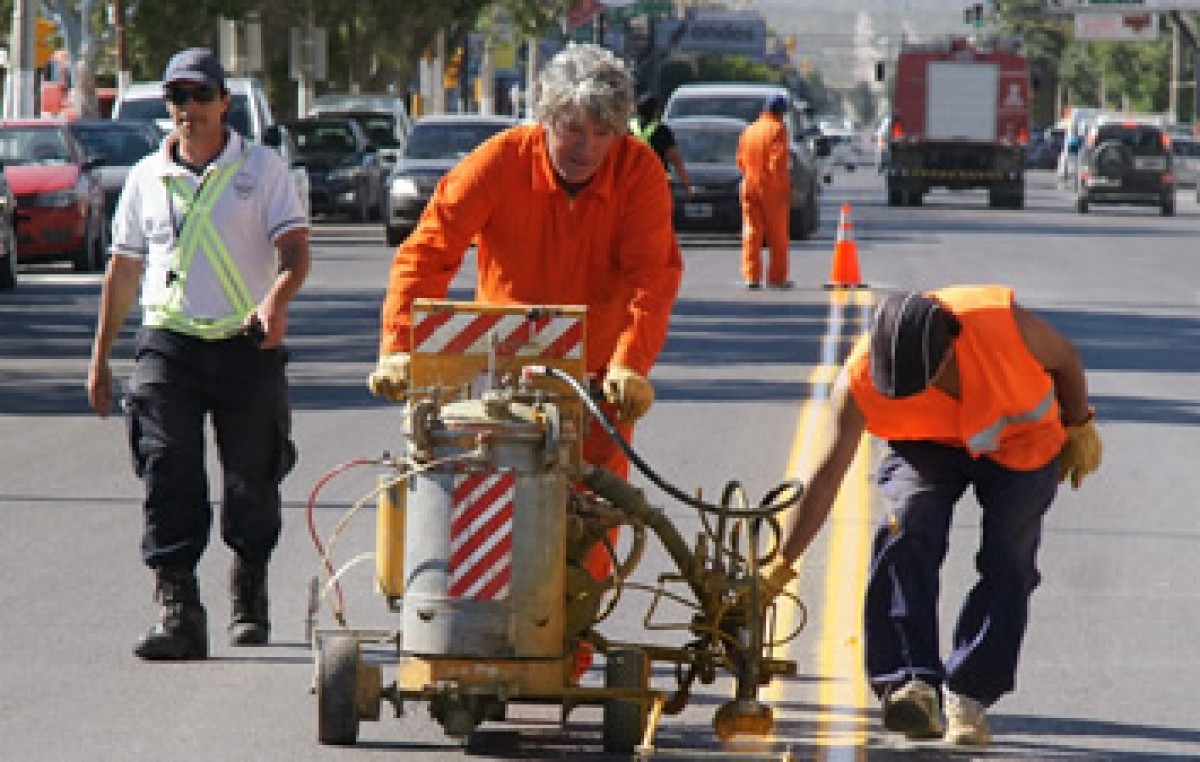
367, 353, 411, 401
602, 365, 654, 423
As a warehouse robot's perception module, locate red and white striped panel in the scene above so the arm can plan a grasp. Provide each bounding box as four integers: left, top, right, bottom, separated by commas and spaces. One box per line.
413, 311, 583, 359
447, 470, 515, 600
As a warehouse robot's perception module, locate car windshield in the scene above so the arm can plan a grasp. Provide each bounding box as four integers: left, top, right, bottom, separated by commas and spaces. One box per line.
1095, 125, 1166, 153
290, 123, 357, 154
670, 96, 768, 123
673, 127, 740, 165
120, 93, 253, 139
72, 126, 157, 166
352, 115, 399, 148
405, 123, 508, 160
0, 127, 71, 165
1172, 140, 1200, 157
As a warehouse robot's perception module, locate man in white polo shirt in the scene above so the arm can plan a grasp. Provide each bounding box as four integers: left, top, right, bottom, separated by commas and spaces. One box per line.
86, 47, 310, 660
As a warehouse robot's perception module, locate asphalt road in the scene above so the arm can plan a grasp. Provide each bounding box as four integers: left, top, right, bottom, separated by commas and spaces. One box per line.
1, 166, 1198, 760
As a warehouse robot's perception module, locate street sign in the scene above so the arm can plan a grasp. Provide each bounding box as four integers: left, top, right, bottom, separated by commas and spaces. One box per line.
1074, 12, 1160, 39
1045, 0, 1200, 12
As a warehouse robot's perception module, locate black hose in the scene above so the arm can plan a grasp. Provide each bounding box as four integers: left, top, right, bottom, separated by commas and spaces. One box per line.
525, 365, 804, 520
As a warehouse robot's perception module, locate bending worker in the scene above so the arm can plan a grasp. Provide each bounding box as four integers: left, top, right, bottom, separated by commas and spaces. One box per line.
367, 43, 682, 677
762, 286, 1102, 747
736, 93, 792, 290
629, 93, 692, 197
86, 48, 310, 660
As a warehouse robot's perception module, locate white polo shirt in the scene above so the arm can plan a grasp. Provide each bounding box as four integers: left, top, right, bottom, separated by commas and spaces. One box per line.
112, 130, 308, 323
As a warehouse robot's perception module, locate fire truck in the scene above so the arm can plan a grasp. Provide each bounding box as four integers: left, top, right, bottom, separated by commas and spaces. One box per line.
884, 36, 1030, 209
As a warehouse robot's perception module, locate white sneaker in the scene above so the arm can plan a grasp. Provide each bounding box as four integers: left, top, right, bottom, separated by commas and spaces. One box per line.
882, 679, 944, 739
943, 690, 991, 746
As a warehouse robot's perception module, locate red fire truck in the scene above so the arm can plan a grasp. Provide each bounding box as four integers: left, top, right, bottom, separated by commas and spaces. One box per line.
885, 36, 1030, 209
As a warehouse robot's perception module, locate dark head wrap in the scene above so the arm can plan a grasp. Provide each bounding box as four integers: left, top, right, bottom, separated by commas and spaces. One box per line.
869, 292, 961, 398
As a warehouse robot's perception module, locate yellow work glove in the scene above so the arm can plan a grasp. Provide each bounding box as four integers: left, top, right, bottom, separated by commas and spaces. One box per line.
602, 365, 655, 423
759, 557, 797, 603
367, 353, 411, 401
1059, 417, 1102, 489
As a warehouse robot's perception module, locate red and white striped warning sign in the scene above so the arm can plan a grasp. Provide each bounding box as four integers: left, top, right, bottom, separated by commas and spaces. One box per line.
413, 310, 583, 359
447, 470, 515, 600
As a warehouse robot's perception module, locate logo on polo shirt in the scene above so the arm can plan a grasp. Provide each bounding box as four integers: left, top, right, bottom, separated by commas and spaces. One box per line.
233, 171, 255, 199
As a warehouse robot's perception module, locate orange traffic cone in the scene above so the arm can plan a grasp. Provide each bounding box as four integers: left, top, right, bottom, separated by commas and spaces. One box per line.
826, 203, 865, 289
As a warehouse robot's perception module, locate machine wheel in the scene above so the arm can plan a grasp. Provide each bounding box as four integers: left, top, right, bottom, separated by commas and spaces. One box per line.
603, 647, 649, 754
317, 635, 361, 746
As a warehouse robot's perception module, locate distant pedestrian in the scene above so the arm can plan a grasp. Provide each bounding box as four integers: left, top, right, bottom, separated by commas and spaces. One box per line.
86, 47, 310, 661
629, 93, 692, 197
736, 94, 792, 290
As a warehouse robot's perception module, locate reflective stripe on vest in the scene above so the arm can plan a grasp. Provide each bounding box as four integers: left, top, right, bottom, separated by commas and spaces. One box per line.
629, 117, 659, 143
965, 389, 1055, 453
146, 154, 252, 339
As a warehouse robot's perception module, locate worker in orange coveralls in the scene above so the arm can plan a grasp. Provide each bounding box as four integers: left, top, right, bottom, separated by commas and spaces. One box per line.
736, 94, 792, 290
367, 43, 683, 678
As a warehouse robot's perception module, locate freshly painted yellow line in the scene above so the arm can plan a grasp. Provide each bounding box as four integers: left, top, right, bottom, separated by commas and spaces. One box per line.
767, 288, 874, 758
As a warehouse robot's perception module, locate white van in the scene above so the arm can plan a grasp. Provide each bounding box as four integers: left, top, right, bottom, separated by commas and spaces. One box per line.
112, 78, 276, 145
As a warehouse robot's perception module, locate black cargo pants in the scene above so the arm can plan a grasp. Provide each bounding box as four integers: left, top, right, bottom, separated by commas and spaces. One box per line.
125, 328, 297, 571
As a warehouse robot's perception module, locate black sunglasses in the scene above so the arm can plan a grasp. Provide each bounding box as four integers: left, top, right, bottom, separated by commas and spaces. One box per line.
163, 85, 219, 106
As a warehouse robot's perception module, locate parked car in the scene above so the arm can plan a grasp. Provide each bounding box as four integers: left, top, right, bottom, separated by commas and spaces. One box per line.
0, 172, 21, 290
285, 117, 388, 221
662, 82, 827, 228
666, 116, 821, 239
1170, 135, 1200, 189
0, 120, 107, 271
67, 118, 161, 221
262, 123, 311, 220
307, 93, 412, 171
1076, 117, 1174, 216
385, 114, 516, 246
112, 78, 276, 145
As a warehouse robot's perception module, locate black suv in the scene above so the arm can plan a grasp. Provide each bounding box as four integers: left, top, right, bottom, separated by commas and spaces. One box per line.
1075, 120, 1174, 216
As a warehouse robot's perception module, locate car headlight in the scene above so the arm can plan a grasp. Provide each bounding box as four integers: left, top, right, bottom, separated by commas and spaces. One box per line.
33, 189, 79, 208
390, 177, 420, 198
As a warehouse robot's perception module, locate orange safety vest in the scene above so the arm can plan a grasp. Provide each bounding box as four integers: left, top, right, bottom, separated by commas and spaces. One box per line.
847, 285, 1066, 470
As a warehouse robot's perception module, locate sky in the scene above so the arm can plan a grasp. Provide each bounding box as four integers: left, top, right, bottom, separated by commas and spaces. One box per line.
747, 0, 970, 88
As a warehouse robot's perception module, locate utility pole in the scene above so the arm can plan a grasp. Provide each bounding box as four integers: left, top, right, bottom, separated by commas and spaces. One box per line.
115, 0, 130, 94
4, 0, 35, 118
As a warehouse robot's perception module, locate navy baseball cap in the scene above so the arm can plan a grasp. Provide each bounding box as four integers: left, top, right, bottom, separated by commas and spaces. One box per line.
765, 94, 788, 113
869, 292, 961, 398
163, 48, 226, 91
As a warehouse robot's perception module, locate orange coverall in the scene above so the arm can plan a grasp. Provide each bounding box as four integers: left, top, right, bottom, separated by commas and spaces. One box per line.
379, 124, 683, 648
736, 111, 791, 285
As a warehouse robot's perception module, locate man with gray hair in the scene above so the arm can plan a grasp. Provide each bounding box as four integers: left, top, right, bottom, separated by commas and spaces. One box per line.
368, 43, 682, 679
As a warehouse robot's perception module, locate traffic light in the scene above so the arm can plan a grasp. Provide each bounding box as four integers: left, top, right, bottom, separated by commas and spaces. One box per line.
963, 3, 984, 28
34, 17, 56, 68
444, 46, 464, 90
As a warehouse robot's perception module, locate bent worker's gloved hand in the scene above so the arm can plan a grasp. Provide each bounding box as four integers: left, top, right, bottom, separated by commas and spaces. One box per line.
602, 365, 655, 423
759, 557, 797, 603
367, 353, 411, 401
1059, 415, 1102, 489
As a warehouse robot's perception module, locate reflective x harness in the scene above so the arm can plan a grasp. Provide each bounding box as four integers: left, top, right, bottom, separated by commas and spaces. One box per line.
146, 152, 253, 339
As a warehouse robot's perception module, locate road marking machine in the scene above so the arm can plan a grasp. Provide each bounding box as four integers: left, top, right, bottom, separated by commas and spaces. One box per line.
305, 300, 807, 754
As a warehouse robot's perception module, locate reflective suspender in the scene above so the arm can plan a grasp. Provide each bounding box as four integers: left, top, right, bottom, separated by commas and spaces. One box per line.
629, 117, 659, 143
145, 153, 253, 339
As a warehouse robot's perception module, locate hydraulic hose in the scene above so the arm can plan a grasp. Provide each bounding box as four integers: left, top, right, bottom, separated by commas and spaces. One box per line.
523, 365, 803, 521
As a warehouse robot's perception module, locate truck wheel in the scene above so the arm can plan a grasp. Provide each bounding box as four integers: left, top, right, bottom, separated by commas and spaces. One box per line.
317, 636, 361, 745
603, 647, 649, 753
887, 189, 902, 206
906, 190, 923, 207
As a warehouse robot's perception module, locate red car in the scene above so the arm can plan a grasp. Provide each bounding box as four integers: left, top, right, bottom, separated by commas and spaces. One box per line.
0, 120, 107, 271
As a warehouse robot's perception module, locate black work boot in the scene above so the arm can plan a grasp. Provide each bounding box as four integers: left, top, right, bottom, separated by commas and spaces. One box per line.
228, 556, 270, 646
134, 567, 208, 660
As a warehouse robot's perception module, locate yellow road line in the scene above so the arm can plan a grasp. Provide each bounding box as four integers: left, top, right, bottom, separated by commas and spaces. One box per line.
769, 288, 874, 757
